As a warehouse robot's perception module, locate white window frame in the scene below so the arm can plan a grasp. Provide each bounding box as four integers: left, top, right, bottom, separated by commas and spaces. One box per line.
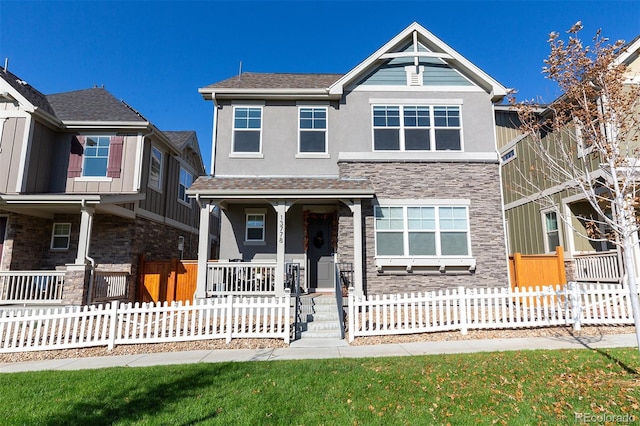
374, 203, 472, 259
50, 223, 71, 250
371, 104, 463, 152
148, 146, 163, 192
297, 106, 328, 156
82, 135, 111, 177
178, 167, 193, 206
541, 209, 562, 253
244, 209, 266, 244
231, 106, 263, 157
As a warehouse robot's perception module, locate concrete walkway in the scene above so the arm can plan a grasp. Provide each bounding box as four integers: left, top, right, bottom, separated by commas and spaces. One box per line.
0, 333, 636, 373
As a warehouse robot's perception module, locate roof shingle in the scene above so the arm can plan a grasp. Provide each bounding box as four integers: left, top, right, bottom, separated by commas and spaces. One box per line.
204, 73, 343, 90
46, 88, 146, 122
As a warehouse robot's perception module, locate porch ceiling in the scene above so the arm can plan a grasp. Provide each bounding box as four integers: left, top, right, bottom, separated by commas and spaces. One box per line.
0, 193, 143, 219
187, 176, 375, 199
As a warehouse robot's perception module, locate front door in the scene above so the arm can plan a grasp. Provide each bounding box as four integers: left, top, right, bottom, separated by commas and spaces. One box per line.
307, 214, 335, 292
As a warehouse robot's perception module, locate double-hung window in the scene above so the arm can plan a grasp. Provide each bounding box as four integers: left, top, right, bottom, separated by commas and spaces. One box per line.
148, 147, 163, 191
372, 105, 462, 151
299, 107, 327, 153
50, 223, 71, 250
178, 167, 193, 205
245, 213, 265, 242
83, 136, 111, 176
375, 205, 470, 257
233, 107, 262, 153
543, 211, 560, 253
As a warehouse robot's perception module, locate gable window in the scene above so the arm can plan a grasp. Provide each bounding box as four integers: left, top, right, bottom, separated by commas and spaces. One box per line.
299, 107, 327, 153
82, 136, 111, 176
543, 211, 560, 252
372, 105, 462, 151
375, 205, 470, 257
245, 213, 265, 242
233, 107, 262, 153
148, 147, 163, 191
178, 167, 193, 205
50, 223, 71, 250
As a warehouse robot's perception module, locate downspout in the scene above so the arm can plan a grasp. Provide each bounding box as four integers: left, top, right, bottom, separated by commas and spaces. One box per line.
80, 199, 97, 305
210, 99, 219, 176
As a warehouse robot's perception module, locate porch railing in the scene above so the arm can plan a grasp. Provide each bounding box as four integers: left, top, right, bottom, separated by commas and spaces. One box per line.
91, 272, 129, 303
574, 251, 621, 283
206, 261, 277, 296
0, 271, 65, 304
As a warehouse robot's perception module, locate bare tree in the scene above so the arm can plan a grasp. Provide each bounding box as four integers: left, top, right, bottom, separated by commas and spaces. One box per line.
511, 22, 640, 350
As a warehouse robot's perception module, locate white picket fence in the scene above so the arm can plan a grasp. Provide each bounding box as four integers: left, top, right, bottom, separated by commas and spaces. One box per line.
0, 295, 291, 353
347, 283, 636, 342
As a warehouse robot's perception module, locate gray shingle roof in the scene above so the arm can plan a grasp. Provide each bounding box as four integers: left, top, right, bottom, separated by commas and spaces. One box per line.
0, 69, 56, 116
204, 73, 343, 89
189, 176, 374, 195
46, 88, 146, 122
164, 131, 196, 151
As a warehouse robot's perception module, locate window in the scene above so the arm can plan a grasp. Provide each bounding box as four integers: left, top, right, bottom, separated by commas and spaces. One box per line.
372, 105, 461, 151
178, 167, 193, 204
233, 107, 262, 153
51, 223, 71, 250
82, 136, 110, 176
501, 148, 516, 164
544, 211, 560, 252
148, 147, 163, 191
375, 206, 469, 257
299, 107, 327, 153
245, 213, 265, 242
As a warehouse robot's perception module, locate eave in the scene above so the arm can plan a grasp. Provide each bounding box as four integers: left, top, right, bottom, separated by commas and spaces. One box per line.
198, 87, 342, 101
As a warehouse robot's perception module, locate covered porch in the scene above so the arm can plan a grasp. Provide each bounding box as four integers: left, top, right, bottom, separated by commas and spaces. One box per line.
188, 177, 375, 298
0, 193, 142, 305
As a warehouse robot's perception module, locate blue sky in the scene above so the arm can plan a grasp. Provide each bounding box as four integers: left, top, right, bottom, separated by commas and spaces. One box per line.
1, 1, 638, 172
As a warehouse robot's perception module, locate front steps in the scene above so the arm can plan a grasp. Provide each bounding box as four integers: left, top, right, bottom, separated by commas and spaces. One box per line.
296, 294, 344, 341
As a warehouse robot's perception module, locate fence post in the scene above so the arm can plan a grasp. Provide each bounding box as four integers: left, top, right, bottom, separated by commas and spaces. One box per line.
458, 286, 468, 335
512, 252, 523, 290
348, 287, 355, 343
568, 281, 582, 331
226, 295, 233, 343
555, 246, 567, 284
107, 301, 119, 350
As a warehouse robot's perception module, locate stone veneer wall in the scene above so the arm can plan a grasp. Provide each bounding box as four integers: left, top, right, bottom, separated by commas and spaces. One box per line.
339, 161, 509, 295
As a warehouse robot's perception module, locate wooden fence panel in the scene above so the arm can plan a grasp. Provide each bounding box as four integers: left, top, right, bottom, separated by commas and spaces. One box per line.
138, 258, 197, 304
509, 246, 567, 291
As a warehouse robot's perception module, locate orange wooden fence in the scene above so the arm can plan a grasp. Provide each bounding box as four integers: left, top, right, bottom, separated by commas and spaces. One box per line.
137, 257, 198, 303
508, 246, 567, 290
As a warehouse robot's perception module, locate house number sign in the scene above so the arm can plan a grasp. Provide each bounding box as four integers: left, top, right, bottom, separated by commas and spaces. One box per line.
279, 215, 284, 244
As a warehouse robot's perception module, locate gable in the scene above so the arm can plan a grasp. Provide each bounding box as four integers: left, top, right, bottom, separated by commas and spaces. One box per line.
356, 42, 473, 87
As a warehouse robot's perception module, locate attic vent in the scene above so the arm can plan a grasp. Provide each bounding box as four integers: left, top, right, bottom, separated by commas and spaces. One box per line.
404, 65, 424, 87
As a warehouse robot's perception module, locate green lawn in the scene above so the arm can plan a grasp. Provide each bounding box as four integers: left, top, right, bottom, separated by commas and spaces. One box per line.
1, 348, 638, 425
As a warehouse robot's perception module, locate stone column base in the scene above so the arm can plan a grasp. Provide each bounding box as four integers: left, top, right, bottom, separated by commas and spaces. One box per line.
62, 264, 92, 305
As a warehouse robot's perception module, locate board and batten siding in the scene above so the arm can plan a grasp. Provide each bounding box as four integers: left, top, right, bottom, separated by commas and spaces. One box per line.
24, 121, 56, 193
0, 116, 25, 193
494, 109, 522, 150
64, 134, 137, 193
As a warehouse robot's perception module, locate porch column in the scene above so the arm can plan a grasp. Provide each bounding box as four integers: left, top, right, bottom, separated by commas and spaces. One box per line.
75, 206, 94, 265
274, 200, 286, 297
195, 200, 212, 299
351, 199, 364, 296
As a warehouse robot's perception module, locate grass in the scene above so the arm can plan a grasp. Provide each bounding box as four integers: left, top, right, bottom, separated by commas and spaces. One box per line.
1, 348, 639, 425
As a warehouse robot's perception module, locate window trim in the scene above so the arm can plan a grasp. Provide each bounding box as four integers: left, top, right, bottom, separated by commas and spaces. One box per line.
232, 106, 263, 155
81, 135, 111, 177
374, 204, 472, 259
244, 209, 266, 244
297, 106, 328, 155
50, 222, 71, 251
371, 104, 463, 152
178, 166, 193, 207
148, 146, 163, 193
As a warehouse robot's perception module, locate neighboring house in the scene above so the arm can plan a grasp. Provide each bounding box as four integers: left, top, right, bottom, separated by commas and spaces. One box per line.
498, 36, 640, 284
190, 22, 509, 298
0, 68, 211, 305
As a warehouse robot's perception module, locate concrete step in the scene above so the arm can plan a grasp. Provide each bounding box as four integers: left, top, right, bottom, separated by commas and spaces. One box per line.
301, 329, 343, 339
304, 312, 339, 322
305, 321, 341, 331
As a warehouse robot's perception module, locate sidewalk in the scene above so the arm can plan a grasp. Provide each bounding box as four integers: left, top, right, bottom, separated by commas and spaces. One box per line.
0, 333, 636, 373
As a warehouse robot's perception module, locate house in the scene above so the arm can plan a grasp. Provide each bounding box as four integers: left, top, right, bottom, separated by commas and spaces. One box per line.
0, 67, 212, 305
190, 22, 510, 298
498, 35, 640, 285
